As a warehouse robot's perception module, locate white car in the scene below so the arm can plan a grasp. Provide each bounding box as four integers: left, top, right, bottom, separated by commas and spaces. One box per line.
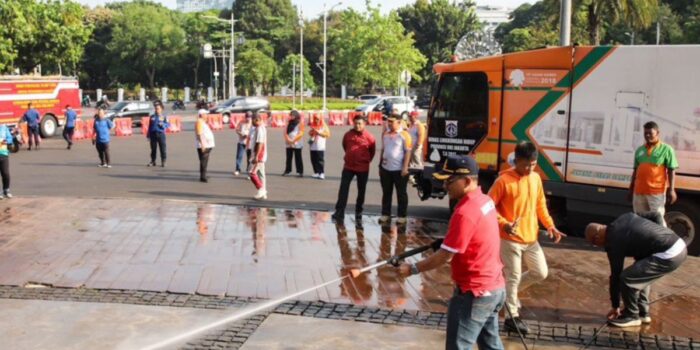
355, 96, 415, 118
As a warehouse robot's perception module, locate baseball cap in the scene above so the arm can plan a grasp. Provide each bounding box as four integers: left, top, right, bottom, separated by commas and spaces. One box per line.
433, 154, 479, 181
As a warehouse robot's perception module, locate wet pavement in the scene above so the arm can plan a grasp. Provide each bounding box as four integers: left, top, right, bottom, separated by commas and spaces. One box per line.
0, 196, 699, 347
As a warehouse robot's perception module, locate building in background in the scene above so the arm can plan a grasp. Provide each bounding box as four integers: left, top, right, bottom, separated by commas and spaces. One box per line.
176, 0, 233, 12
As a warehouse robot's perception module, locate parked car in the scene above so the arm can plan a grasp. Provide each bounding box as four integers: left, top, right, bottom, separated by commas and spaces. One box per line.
104, 101, 155, 126
357, 94, 382, 102
355, 96, 415, 118
209, 97, 270, 124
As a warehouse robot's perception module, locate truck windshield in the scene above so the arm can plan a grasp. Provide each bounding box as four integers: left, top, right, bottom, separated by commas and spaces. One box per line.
427, 72, 488, 161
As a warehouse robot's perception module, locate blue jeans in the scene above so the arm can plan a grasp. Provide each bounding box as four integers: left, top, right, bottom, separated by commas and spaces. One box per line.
235, 143, 249, 172
446, 287, 505, 350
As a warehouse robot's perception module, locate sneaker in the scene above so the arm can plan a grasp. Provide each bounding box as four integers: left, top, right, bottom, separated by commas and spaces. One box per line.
3, 191, 10, 199
396, 217, 407, 224
311, 173, 319, 178
378, 216, 391, 224
282, 172, 291, 177
608, 314, 641, 328
98, 164, 105, 167
147, 162, 156, 167
504, 317, 530, 334
319, 173, 325, 180
641, 316, 652, 324
254, 190, 268, 200
297, 173, 303, 178
106, 165, 112, 168
161, 161, 166, 168
234, 171, 240, 176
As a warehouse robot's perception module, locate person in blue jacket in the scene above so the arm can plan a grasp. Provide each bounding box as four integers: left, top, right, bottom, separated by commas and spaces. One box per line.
63, 104, 78, 149
22, 103, 41, 151
147, 100, 170, 167
0, 123, 13, 199
93, 108, 114, 168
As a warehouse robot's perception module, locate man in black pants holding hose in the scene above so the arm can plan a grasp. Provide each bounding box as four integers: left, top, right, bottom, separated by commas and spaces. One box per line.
586, 212, 687, 327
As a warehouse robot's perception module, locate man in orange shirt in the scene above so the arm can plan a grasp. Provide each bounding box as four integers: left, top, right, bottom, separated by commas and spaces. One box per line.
488, 142, 566, 335
628, 122, 678, 226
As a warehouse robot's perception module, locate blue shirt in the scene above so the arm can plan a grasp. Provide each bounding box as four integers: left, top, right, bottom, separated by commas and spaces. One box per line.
65, 109, 77, 128
23, 109, 41, 128
148, 113, 170, 135
0, 125, 13, 157
94, 118, 113, 143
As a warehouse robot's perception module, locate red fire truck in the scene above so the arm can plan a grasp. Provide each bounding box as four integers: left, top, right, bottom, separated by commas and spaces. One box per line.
0, 76, 81, 138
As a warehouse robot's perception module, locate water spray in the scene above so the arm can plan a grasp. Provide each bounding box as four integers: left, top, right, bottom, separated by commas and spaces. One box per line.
141, 238, 443, 350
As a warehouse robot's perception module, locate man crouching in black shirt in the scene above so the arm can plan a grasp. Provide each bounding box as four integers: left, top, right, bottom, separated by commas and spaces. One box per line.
585, 212, 687, 328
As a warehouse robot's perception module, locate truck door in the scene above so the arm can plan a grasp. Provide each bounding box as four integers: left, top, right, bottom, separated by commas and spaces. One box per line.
500, 69, 571, 182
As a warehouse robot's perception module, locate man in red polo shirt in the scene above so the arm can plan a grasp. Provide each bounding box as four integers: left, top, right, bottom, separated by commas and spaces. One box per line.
398, 155, 505, 350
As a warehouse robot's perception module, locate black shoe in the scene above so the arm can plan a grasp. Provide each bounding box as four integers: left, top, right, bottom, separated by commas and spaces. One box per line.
200, 178, 208, 183
67, 145, 71, 150
504, 317, 530, 334
161, 161, 166, 167
297, 173, 303, 178
608, 314, 641, 327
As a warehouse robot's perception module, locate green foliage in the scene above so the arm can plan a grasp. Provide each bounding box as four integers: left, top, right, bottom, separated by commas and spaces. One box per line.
236, 39, 277, 95
107, 1, 186, 88
231, 0, 299, 61
0, 0, 91, 74
397, 0, 481, 82
330, 4, 427, 92
278, 54, 316, 92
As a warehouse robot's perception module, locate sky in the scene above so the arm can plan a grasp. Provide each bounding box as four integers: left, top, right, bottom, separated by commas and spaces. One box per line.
77, 0, 532, 19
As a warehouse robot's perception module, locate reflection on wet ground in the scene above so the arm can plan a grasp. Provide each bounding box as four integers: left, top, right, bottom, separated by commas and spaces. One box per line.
0, 197, 698, 339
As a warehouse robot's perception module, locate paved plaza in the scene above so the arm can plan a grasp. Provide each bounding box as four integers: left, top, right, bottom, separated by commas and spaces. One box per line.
0, 122, 698, 349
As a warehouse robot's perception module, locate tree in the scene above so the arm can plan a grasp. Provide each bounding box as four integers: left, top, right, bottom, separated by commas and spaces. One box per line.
278, 53, 316, 93
80, 6, 115, 88
0, 0, 36, 72
107, 1, 185, 88
581, 0, 659, 45
397, 0, 481, 82
231, 0, 299, 61
236, 39, 277, 95
330, 5, 427, 92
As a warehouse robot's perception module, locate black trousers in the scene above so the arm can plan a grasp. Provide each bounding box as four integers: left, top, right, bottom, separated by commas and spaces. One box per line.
150, 132, 167, 163
63, 127, 74, 145
379, 167, 408, 217
197, 148, 212, 180
96, 142, 110, 165
310, 150, 325, 174
27, 127, 40, 147
285, 147, 303, 174
620, 249, 687, 317
334, 169, 369, 217
0, 155, 9, 190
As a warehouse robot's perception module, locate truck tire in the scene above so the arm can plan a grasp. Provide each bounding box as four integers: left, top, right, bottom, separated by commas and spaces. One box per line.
665, 199, 700, 256
40, 115, 57, 138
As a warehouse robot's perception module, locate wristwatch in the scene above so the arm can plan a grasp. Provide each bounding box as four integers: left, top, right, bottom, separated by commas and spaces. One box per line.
410, 263, 420, 275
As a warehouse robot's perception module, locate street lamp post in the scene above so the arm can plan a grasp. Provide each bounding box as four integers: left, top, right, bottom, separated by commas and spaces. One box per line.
322, 2, 342, 117
299, 11, 304, 106
204, 14, 238, 98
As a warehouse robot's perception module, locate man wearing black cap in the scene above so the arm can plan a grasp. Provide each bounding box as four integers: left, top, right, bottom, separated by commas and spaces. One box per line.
398, 155, 505, 350
147, 101, 170, 167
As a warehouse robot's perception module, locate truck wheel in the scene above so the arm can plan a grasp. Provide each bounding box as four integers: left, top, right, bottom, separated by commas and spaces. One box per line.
40, 115, 57, 138
665, 199, 700, 256
222, 113, 230, 124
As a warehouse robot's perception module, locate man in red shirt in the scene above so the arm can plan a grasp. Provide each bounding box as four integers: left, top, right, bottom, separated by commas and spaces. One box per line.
399, 155, 505, 350
332, 115, 376, 222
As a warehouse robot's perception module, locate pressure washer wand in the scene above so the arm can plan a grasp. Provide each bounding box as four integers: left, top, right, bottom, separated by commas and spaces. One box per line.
350, 239, 443, 278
